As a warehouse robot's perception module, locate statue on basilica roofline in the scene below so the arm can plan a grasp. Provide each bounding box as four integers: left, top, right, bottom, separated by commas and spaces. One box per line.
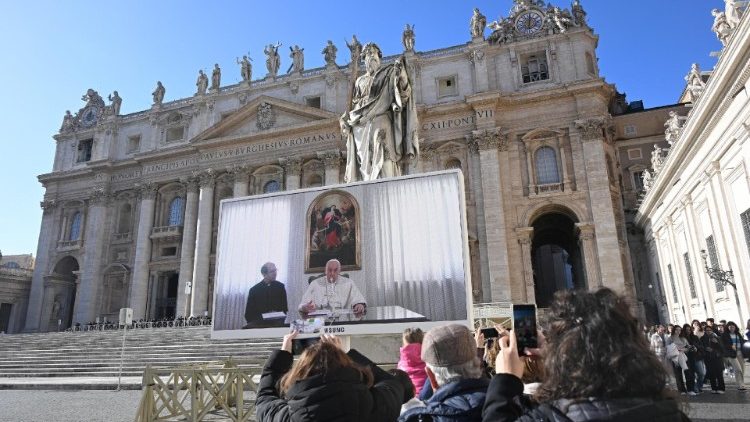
60, 110, 76, 133
470, 8, 487, 39
545, 6, 573, 33
571, 0, 588, 27
642, 169, 653, 193
211, 64, 221, 91
264, 42, 282, 78
322, 40, 338, 66
108, 91, 122, 116
237, 55, 252, 84
402, 24, 415, 52
288, 45, 305, 74
152, 81, 165, 105
725, 0, 745, 29
664, 111, 686, 146
684, 63, 706, 103
712, 9, 732, 47
651, 144, 666, 176
339, 42, 420, 183
346, 35, 362, 66
196, 70, 208, 96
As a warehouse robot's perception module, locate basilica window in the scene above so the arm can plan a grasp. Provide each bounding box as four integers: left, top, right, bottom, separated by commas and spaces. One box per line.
168, 197, 184, 226
437, 76, 458, 98
263, 180, 281, 193
741, 208, 750, 264
2, 262, 19, 269
305, 96, 321, 108
521, 53, 549, 83
127, 135, 141, 154
535, 147, 560, 185
76, 139, 93, 163
632, 171, 644, 192
667, 264, 679, 303
69, 212, 82, 241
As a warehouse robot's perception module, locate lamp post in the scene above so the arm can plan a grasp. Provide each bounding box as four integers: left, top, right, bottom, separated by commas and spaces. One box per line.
647, 283, 667, 323
700, 249, 743, 323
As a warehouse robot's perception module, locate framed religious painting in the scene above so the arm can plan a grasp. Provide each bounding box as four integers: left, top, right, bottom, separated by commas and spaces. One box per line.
304, 190, 361, 273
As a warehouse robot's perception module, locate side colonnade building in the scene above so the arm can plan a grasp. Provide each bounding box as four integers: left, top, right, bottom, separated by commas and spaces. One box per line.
25, 1, 640, 332
636, 4, 750, 325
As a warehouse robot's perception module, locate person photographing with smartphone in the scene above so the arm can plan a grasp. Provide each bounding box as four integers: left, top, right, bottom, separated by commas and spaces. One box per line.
482, 288, 690, 422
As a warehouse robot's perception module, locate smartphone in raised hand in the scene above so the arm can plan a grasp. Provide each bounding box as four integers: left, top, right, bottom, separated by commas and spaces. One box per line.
512, 304, 537, 356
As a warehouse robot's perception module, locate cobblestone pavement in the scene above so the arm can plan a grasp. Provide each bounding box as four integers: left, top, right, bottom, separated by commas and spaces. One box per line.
0, 380, 747, 421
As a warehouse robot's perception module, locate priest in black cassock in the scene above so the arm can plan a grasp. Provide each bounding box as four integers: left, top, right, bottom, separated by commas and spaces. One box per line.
244, 262, 288, 328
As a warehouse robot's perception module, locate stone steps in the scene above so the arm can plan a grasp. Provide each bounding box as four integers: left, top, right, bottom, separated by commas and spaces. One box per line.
0, 327, 279, 387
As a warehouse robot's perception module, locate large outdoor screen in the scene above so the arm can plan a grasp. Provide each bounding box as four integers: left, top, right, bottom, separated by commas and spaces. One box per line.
211, 170, 471, 339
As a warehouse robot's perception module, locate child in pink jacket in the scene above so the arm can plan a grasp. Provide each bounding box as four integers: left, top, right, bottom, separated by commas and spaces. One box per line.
397, 328, 427, 393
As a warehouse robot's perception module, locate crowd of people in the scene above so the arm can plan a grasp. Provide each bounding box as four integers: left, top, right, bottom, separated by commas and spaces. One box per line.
254, 287, 750, 421
648, 318, 749, 395
67, 315, 212, 332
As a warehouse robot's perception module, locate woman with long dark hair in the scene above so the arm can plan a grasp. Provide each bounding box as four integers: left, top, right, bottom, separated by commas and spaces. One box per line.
256, 332, 404, 421
721, 321, 746, 391
483, 288, 689, 421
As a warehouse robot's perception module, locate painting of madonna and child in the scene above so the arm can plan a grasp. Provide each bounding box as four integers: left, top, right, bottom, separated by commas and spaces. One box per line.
211, 170, 471, 339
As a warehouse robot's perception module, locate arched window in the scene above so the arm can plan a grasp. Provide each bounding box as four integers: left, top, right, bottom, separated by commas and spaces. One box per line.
445, 158, 462, 170
117, 203, 132, 234
263, 180, 280, 193
535, 147, 560, 184
3, 262, 20, 269
168, 197, 184, 226
69, 212, 82, 241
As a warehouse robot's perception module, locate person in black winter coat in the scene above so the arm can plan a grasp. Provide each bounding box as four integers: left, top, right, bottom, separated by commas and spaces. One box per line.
482, 288, 690, 422
256, 332, 405, 422
701, 325, 726, 393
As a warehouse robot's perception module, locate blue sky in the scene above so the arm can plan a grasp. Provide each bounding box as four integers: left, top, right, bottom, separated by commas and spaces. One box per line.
0, 1, 721, 255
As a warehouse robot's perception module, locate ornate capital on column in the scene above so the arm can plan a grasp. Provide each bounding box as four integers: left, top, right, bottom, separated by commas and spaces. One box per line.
515, 227, 534, 245
470, 128, 507, 152
420, 143, 437, 160
318, 150, 342, 168
88, 186, 112, 206
195, 169, 216, 188
575, 222, 595, 241
279, 157, 303, 175
40, 199, 58, 214
180, 176, 200, 193
225, 165, 250, 184
136, 182, 158, 200
574, 117, 610, 141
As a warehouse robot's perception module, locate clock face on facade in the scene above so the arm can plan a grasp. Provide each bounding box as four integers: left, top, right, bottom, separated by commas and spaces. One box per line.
515, 11, 544, 35
80, 107, 98, 127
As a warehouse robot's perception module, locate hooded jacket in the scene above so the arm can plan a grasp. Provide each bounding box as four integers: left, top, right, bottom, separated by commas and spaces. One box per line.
481, 374, 690, 422
256, 349, 404, 422
398, 343, 427, 393
399, 377, 490, 422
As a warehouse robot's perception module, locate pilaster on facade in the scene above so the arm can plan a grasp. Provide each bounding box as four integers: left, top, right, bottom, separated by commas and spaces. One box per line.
130, 181, 159, 319
23, 200, 60, 332
191, 169, 216, 317
575, 222, 601, 289
515, 227, 535, 302
228, 165, 250, 197
280, 157, 303, 190
318, 150, 342, 185
176, 177, 200, 317
74, 189, 111, 323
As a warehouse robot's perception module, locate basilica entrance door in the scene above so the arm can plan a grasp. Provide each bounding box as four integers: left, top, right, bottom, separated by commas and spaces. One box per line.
155, 272, 179, 319
531, 212, 585, 308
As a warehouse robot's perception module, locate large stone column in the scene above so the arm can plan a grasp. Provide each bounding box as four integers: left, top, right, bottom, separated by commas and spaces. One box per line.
130, 183, 158, 320
319, 150, 341, 185
575, 118, 627, 289
191, 170, 215, 316
24, 200, 59, 332
575, 222, 601, 289
176, 178, 199, 317
471, 128, 511, 301
516, 227, 535, 302
73, 188, 110, 324
230, 165, 250, 197
280, 157, 302, 190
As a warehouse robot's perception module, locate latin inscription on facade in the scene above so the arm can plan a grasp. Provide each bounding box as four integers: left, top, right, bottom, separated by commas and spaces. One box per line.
421, 109, 494, 132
